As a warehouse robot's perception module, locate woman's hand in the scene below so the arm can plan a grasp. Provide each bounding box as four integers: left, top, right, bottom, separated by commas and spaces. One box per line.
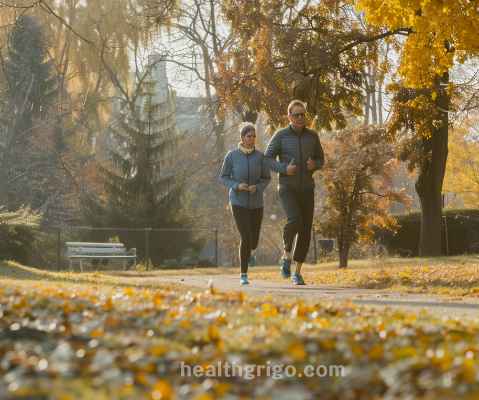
238, 183, 249, 191
248, 185, 257, 193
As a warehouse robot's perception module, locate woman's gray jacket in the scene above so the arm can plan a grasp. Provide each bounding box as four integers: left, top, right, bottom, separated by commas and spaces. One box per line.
219, 149, 271, 209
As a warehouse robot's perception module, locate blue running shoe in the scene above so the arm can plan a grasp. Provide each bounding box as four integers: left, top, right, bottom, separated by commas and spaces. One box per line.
240, 273, 249, 285
292, 272, 305, 285
280, 258, 291, 278
248, 254, 257, 267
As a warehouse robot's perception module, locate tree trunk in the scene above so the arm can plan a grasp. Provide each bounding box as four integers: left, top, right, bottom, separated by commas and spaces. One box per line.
338, 239, 350, 268
363, 68, 370, 125
416, 73, 449, 256
337, 224, 351, 268
370, 66, 378, 124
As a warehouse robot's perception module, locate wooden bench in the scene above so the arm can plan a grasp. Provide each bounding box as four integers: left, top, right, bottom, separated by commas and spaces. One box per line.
318, 239, 335, 253
65, 242, 136, 272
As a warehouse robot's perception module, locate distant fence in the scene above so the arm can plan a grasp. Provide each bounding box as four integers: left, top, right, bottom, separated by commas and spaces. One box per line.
10, 224, 337, 270
54, 226, 219, 270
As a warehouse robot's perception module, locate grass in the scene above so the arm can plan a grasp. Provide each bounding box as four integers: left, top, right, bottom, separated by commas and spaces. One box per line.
250, 255, 479, 297
6, 255, 479, 298
0, 260, 194, 292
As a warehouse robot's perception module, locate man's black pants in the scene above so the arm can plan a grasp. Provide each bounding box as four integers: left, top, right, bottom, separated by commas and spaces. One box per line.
231, 205, 264, 273
278, 186, 314, 263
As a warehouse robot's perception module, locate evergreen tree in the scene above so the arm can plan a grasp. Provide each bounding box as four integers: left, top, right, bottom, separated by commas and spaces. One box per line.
91, 61, 194, 265
0, 15, 59, 211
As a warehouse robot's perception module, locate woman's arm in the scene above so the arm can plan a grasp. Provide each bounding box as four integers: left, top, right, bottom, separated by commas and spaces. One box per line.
219, 152, 240, 190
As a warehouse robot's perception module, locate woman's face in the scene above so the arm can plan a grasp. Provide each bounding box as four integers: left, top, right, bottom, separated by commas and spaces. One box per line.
242, 129, 256, 147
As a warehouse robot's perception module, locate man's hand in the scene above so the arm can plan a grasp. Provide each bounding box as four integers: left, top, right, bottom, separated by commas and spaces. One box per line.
238, 183, 249, 191
306, 157, 316, 171
286, 164, 297, 176
248, 185, 257, 193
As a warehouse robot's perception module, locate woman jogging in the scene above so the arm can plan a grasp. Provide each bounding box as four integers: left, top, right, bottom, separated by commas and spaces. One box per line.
219, 122, 271, 285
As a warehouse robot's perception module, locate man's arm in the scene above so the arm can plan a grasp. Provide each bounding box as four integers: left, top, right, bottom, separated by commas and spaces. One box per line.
256, 156, 271, 193
264, 132, 288, 173
313, 135, 325, 171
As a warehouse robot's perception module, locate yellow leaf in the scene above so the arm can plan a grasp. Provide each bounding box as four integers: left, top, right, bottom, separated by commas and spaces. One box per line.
179, 319, 192, 329
214, 383, 231, 396
207, 325, 221, 342
291, 304, 309, 318
461, 359, 477, 384
288, 342, 307, 361
237, 291, 245, 303
153, 294, 163, 308
103, 297, 113, 311
393, 346, 417, 359
151, 345, 168, 357
261, 303, 278, 318
314, 318, 331, 329
194, 394, 215, 400
151, 380, 173, 400
368, 344, 384, 360
90, 328, 104, 338
193, 304, 210, 314
136, 372, 149, 385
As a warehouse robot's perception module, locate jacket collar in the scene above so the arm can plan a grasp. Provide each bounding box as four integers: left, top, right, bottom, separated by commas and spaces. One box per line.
289, 124, 306, 135
238, 142, 255, 155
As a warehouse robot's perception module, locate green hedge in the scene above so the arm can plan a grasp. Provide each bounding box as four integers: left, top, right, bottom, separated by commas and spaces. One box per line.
376, 209, 479, 257
0, 224, 38, 264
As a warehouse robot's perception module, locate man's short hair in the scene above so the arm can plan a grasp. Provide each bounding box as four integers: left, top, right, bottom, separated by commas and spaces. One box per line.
287, 99, 307, 115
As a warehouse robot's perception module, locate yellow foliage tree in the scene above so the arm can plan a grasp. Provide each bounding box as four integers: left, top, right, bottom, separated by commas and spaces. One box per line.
356, 0, 479, 89
444, 119, 479, 208
356, 0, 479, 256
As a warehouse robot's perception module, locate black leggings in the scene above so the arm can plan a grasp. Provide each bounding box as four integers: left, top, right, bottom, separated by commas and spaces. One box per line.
231, 205, 264, 273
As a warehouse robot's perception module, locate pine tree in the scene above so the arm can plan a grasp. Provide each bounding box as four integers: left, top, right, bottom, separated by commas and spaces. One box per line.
0, 15, 59, 211
95, 60, 194, 265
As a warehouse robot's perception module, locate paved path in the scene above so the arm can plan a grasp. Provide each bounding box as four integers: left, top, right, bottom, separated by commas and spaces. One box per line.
159, 274, 479, 318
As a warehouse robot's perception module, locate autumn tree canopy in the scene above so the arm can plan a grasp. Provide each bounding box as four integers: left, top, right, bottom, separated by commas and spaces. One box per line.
319, 126, 409, 268
356, 0, 479, 88
220, 0, 371, 128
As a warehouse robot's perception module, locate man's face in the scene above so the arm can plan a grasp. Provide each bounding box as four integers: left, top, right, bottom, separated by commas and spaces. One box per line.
288, 105, 306, 130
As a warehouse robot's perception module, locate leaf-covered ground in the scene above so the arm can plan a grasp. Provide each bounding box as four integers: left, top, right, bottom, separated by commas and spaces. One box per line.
1, 261, 479, 399
252, 256, 479, 297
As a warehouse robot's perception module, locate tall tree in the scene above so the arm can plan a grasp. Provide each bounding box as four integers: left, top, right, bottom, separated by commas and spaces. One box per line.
0, 0, 179, 225
357, 0, 479, 255
86, 59, 192, 264
319, 126, 408, 268
0, 15, 59, 212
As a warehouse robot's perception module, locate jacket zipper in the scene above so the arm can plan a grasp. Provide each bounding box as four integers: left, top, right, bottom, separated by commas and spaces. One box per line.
247, 153, 250, 208
298, 134, 303, 187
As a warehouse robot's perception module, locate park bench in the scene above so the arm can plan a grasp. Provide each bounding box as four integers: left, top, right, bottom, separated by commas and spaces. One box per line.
318, 239, 335, 254
65, 242, 136, 272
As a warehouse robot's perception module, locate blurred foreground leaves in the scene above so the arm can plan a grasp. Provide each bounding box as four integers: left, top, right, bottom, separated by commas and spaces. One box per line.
0, 278, 479, 399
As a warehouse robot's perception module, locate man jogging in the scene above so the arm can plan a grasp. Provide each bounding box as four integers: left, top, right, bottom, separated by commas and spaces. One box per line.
265, 100, 324, 285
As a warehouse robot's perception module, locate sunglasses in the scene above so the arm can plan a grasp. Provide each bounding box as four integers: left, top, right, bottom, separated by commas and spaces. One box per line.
291, 112, 306, 118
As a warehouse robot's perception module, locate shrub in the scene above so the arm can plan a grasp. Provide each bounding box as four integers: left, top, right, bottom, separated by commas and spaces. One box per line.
376, 209, 479, 256
0, 207, 41, 263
